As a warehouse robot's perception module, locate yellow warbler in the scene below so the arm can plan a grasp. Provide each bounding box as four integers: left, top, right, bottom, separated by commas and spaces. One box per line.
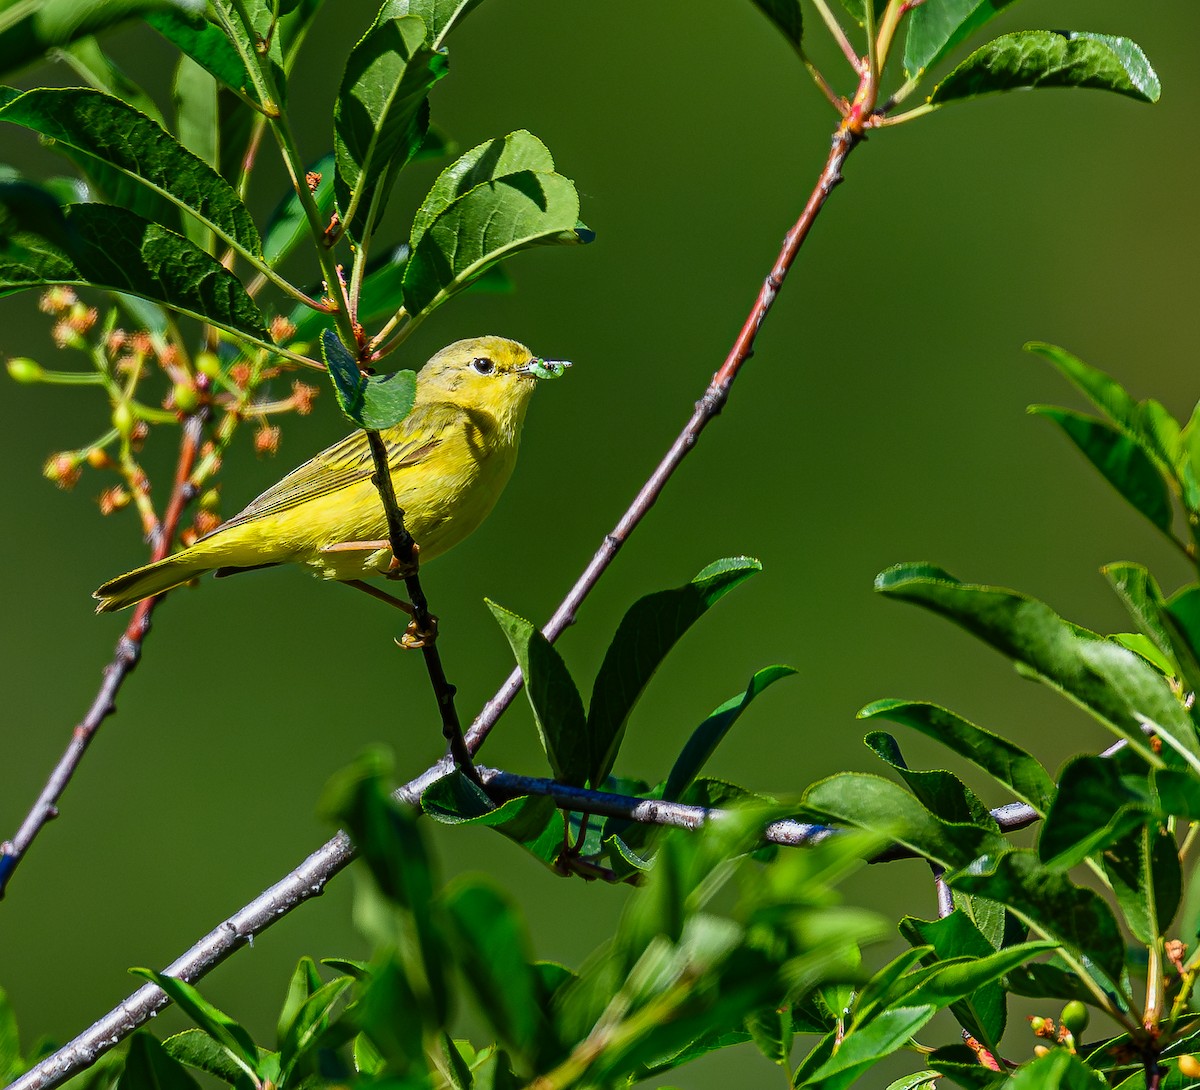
94, 336, 568, 613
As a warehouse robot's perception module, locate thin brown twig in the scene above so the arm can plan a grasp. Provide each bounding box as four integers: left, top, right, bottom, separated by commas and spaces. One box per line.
0, 413, 206, 898
9, 126, 866, 1088
363, 429, 480, 785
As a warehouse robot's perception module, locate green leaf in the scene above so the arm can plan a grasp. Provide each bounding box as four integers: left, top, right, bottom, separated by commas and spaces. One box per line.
749, 0, 802, 52
0, 0, 202, 78
947, 849, 1126, 983
860, 699, 1055, 815
333, 13, 446, 242
128, 970, 261, 1082
1004, 1047, 1108, 1088
118, 1033, 202, 1090
903, 0, 1018, 78
1039, 754, 1151, 868
1004, 961, 1113, 1007
874, 564, 1200, 768
278, 977, 353, 1084
320, 329, 417, 430
421, 772, 563, 866
0, 201, 272, 346
0, 87, 262, 261
1030, 406, 1172, 534
289, 243, 511, 344
834, 0, 886, 29
664, 665, 794, 801
0, 986, 19, 1082
264, 153, 333, 266
379, 0, 484, 50
145, 10, 253, 101
485, 599, 589, 786
1102, 565, 1200, 696
212, 0, 285, 111
162, 1029, 250, 1084
1102, 823, 1180, 944
795, 1007, 937, 1089
441, 880, 555, 1068
57, 36, 163, 125
276, 957, 323, 1046
864, 732, 996, 828
899, 912, 1006, 1046
930, 30, 1161, 106
1027, 342, 1180, 467
745, 1004, 793, 1067
319, 750, 447, 1025
587, 557, 761, 788
402, 130, 590, 324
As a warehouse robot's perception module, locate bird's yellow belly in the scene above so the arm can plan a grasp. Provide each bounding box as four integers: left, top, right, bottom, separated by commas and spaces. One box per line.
278, 438, 518, 581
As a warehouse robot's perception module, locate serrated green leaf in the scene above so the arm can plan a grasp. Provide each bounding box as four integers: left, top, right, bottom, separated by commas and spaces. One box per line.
402, 130, 588, 324
864, 731, 996, 827
874, 564, 1200, 768
947, 849, 1126, 983
421, 771, 563, 866
1102, 823, 1180, 944
161, 1029, 249, 1084
378, 0, 484, 50
0, 0, 202, 78
802, 772, 1008, 868
931, 30, 1161, 106
211, 0, 284, 111
334, 13, 445, 242
795, 1006, 937, 1089
1103, 565, 1200, 697
486, 599, 589, 786
1031, 406, 1172, 534
145, 9, 253, 101
745, 1004, 793, 1067
0, 201, 272, 345
903, 0, 1017, 78
320, 329, 417, 430
899, 912, 1006, 1046
264, 153, 333, 266
587, 557, 761, 789
128, 970, 261, 1081
861, 699, 1055, 815
278, 977, 353, 1084
118, 1033, 202, 1090
173, 56, 220, 247
1004, 1047, 1107, 1088
1039, 754, 1151, 868
0, 87, 261, 261
1004, 961, 1113, 1007
749, 0, 802, 51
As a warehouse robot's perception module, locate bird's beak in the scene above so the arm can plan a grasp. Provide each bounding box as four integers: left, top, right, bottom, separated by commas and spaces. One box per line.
521, 358, 572, 380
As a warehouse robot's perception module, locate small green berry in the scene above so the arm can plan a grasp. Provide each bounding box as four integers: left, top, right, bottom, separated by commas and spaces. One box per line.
1060, 1001, 1089, 1037
112, 402, 135, 438
6, 357, 44, 383
195, 351, 222, 379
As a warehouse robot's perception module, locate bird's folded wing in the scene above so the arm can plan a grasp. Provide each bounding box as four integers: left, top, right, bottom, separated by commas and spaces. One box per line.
208, 407, 452, 535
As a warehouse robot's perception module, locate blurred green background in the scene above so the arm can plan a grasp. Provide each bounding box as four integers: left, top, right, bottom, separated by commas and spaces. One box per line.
2, 0, 1198, 1082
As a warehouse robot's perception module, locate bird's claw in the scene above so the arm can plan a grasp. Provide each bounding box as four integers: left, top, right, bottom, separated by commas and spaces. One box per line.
386, 543, 421, 580
397, 613, 438, 649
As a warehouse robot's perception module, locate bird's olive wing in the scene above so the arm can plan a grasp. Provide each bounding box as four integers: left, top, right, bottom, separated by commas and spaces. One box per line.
206, 413, 446, 536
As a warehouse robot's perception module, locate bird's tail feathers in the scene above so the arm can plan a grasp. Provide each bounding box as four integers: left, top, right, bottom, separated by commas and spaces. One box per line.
94, 551, 217, 613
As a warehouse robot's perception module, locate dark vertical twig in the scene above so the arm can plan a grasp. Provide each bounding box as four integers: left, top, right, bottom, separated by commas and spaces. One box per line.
363, 430, 479, 784
0, 413, 206, 898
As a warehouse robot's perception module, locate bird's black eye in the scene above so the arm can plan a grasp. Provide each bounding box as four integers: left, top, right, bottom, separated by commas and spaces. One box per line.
471, 357, 495, 375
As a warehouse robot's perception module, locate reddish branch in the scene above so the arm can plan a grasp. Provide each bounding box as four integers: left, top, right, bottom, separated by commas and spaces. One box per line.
0, 413, 205, 898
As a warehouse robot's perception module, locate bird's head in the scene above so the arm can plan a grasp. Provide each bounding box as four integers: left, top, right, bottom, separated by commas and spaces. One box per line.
417, 336, 570, 433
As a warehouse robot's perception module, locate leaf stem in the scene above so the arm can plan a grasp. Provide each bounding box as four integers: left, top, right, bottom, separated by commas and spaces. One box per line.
810, 0, 862, 71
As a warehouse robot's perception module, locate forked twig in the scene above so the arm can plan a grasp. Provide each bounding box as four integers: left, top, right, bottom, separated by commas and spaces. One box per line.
0, 413, 206, 899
